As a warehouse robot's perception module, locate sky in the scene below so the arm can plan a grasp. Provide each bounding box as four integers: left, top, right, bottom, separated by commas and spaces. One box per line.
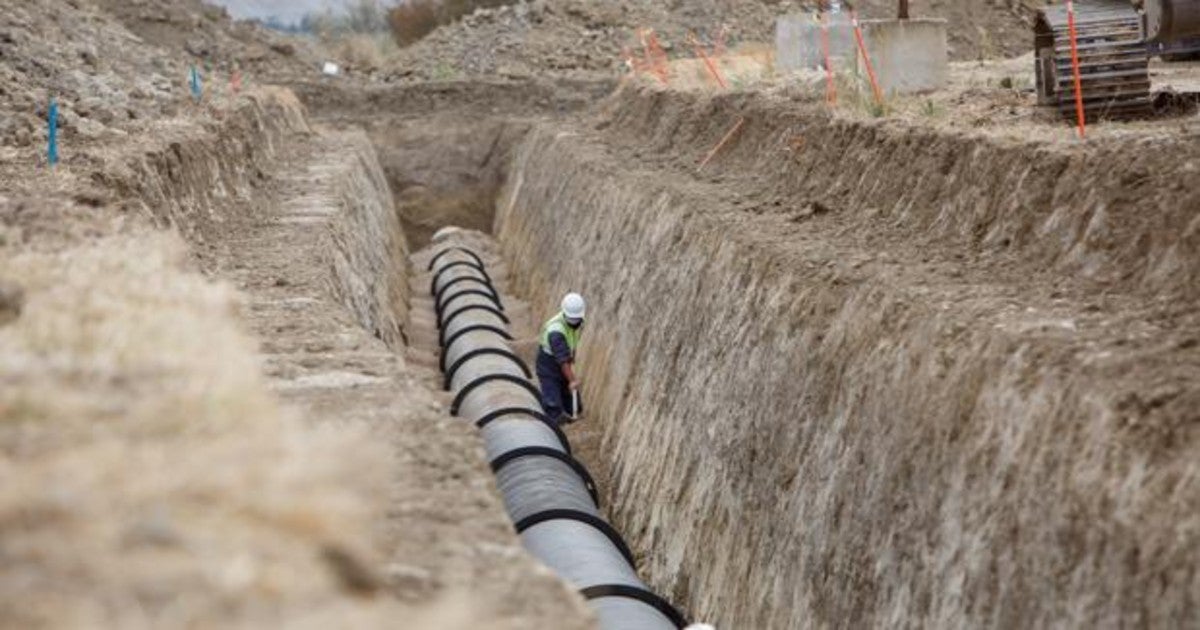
208, 0, 396, 24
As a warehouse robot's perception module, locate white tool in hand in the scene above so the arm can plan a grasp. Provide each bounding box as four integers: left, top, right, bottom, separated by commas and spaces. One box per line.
568, 388, 580, 422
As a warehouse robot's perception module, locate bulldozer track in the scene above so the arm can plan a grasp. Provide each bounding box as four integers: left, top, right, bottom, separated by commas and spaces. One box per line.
1036, 1, 1152, 120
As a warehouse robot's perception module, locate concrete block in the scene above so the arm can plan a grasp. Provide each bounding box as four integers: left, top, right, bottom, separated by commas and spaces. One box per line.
775, 12, 855, 72
856, 19, 949, 94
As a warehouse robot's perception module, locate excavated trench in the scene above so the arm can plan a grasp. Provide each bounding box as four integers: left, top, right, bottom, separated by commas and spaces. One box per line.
293, 79, 1199, 630
364, 115, 692, 628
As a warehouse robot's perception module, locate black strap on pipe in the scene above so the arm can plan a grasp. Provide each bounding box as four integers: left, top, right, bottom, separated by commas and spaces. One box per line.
490, 446, 599, 508
427, 246, 486, 272
475, 407, 571, 455
444, 348, 531, 391
437, 288, 505, 318
434, 276, 499, 310
438, 303, 511, 337
430, 261, 492, 296
439, 325, 514, 372
515, 509, 637, 569
581, 584, 690, 629
450, 373, 544, 416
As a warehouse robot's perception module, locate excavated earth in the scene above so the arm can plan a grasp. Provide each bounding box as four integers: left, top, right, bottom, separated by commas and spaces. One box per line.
287, 74, 1199, 629
1, 61, 593, 630
3, 1, 1198, 628
492, 85, 1200, 629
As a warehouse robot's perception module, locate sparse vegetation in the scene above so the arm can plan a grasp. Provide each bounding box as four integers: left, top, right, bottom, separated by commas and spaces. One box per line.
388, 0, 441, 46
301, 0, 390, 37
432, 60, 459, 80
387, 0, 518, 47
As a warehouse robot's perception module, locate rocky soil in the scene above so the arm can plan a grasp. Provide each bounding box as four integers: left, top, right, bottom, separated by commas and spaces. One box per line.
384, 0, 1033, 83
0, 1, 594, 628
4, 0, 1197, 628
493, 84, 1200, 629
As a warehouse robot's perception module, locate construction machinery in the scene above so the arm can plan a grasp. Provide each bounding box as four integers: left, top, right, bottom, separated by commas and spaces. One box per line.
1035, 0, 1200, 120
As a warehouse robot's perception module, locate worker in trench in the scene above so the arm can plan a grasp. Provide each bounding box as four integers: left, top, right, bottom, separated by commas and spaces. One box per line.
537, 292, 586, 425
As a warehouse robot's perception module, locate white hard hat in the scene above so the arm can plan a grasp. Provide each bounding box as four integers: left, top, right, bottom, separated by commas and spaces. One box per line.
561, 292, 586, 320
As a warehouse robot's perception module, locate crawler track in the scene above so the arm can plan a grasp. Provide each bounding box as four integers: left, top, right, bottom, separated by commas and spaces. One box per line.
1036, 1, 1152, 120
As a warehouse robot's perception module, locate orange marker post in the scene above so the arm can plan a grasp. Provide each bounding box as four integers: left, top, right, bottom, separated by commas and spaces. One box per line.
646, 31, 671, 85
698, 116, 745, 171
638, 29, 655, 76
820, 12, 837, 106
639, 29, 670, 85
689, 32, 727, 89
851, 11, 884, 108
1066, 0, 1087, 138
231, 69, 242, 95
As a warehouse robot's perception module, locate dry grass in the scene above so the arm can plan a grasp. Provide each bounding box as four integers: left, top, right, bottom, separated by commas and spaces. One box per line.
387, 0, 517, 47
0, 231, 403, 628
388, 1, 440, 47
334, 33, 393, 72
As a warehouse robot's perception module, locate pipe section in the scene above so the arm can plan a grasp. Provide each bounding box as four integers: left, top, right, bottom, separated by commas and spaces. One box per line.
426, 242, 688, 630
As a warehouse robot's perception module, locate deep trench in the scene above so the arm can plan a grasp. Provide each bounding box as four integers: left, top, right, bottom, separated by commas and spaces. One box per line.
367, 116, 694, 625
267, 78, 1200, 629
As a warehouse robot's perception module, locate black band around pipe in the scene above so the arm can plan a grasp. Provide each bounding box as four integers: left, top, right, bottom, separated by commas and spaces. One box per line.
429, 246, 683, 630
450, 373, 544, 416
581, 584, 689, 629
437, 304, 511, 337
427, 246, 486, 271
430, 260, 493, 296
437, 288, 505, 318
515, 509, 637, 569
439, 325, 514, 372
490, 446, 599, 507
444, 348, 532, 390
434, 276, 499, 309
474, 407, 571, 455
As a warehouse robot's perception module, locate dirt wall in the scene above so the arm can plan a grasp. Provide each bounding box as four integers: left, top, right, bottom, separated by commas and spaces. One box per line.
494, 90, 1199, 628
2, 84, 597, 628
0, 89, 405, 629
317, 131, 410, 347
99, 88, 409, 346
370, 118, 528, 250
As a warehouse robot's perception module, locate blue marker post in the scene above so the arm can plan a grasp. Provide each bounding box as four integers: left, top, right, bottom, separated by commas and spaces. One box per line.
47, 98, 59, 167
189, 65, 202, 103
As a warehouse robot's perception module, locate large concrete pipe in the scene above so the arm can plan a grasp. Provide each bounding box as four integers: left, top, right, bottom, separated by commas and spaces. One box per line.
426, 242, 687, 630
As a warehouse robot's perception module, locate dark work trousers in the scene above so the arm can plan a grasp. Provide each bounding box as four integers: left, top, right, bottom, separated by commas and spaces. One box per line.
536, 350, 580, 424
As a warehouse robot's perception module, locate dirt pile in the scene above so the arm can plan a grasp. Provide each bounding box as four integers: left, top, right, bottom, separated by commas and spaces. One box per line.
0, 92, 402, 628
0, 0, 187, 152
90, 0, 318, 78
386, 0, 782, 81
491, 85, 1200, 628
384, 0, 1034, 81
0, 1, 596, 627
856, 0, 1033, 60
0, 0, 317, 170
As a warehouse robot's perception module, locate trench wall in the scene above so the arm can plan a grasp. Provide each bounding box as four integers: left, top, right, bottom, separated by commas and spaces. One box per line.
596, 89, 1200, 302
103, 87, 409, 346
494, 92, 1199, 628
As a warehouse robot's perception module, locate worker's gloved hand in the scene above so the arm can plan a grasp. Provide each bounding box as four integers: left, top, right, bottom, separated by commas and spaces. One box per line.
569, 379, 581, 391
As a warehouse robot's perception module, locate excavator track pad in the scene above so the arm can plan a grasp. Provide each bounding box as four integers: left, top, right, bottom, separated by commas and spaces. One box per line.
1035, 1, 1152, 121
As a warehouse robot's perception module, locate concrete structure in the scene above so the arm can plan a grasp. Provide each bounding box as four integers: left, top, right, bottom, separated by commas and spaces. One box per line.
775, 12, 854, 72
776, 14, 949, 95
857, 18, 949, 94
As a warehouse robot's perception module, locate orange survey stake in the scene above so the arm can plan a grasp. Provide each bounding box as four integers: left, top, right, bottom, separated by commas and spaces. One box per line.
688, 32, 727, 89
1066, 0, 1087, 138
851, 11, 884, 108
820, 12, 837, 105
